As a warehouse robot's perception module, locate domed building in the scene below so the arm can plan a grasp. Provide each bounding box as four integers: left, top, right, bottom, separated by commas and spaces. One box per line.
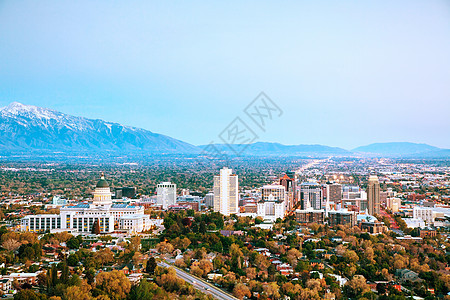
21, 174, 152, 234
92, 173, 113, 206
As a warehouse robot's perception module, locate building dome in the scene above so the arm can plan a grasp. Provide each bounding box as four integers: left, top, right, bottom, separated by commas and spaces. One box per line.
96, 173, 109, 188
93, 173, 112, 206
368, 175, 379, 182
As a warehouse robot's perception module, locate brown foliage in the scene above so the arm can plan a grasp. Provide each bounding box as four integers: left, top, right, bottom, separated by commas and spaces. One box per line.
233, 283, 251, 300
95, 270, 131, 300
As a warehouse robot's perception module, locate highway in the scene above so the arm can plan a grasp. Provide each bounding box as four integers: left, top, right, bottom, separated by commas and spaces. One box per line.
158, 261, 238, 300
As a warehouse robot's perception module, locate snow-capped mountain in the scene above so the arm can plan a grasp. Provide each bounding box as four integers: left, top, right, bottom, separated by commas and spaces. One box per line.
0, 102, 199, 154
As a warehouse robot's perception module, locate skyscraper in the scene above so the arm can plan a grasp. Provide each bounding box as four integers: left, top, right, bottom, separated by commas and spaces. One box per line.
327, 183, 342, 203
157, 182, 177, 210
280, 172, 296, 211
367, 175, 380, 215
213, 167, 238, 216
299, 182, 323, 210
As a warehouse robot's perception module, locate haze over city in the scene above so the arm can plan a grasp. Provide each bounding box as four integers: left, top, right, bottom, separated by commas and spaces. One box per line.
1, 1, 449, 149
2, 2, 450, 300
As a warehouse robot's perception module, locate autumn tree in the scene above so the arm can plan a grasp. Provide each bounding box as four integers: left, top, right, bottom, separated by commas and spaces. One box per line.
128, 279, 165, 300
344, 275, 371, 299
254, 253, 270, 270
262, 282, 280, 299
13, 289, 47, 300
156, 242, 174, 254
199, 259, 213, 275
344, 250, 359, 263
246, 267, 257, 280
94, 248, 115, 266
191, 266, 204, 277
95, 270, 131, 300
156, 268, 184, 292
233, 283, 251, 299
287, 248, 302, 267
2, 238, 21, 252
64, 286, 91, 300
128, 236, 141, 253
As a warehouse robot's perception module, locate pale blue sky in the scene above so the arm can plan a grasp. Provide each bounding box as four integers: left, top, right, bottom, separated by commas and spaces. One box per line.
0, 1, 449, 149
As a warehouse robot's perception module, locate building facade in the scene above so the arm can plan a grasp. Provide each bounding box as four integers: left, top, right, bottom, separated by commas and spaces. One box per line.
327, 183, 342, 203
156, 182, 177, 210
205, 193, 214, 208
413, 206, 434, 225
257, 194, 285, 222
328, 210, 357, 227
213, 167, 239, 216
21, 174, 151, 234
367, 175, 380, 215
300, 182, 324, 210
295, 209, 325, 224
261, 184, 286, 203
280, 172, 296, 211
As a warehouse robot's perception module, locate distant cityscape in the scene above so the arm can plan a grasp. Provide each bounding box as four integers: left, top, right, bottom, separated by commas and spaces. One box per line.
1, 1, 448, 299
0, 156, 448, 299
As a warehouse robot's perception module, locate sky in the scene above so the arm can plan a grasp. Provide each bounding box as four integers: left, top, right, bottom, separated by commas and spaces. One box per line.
0, 1, 449, 149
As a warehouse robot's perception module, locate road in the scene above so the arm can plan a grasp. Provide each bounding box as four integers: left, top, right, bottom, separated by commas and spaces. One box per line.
158, 261, 238, 300
380, 207, 399, 230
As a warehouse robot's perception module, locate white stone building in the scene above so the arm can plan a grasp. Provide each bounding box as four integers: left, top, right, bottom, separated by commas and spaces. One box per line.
257, 194, 285, 222
21, 174, 151, 234
156, 181, 177, 210
213, 167, 238, 216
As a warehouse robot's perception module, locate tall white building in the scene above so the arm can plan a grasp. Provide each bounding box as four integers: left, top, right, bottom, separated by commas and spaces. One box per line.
213, 167, 238, 216
21, 174, 152, 234
156, 182, 177, 210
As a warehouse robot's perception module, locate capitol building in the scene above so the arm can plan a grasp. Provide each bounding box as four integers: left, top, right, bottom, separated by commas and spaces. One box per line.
20, 174, 152, 234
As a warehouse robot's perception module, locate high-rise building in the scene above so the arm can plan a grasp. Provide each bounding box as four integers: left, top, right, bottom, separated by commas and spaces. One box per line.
205, 193, 214, 208
327, 183, 342, 203
342, 187, 367, 212
280, 172, 297, 210
367, 175, 380, 215
115, 187, 136, 199
213, 167, 238, 216
299, 182, 323, 210
157, 182, 177, 210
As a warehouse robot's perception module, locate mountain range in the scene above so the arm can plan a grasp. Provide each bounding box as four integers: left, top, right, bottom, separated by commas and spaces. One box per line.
0, 102, 198, 155
0, 102, 448, 158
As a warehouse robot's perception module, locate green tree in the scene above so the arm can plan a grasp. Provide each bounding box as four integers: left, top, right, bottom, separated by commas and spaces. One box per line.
92, 219, 101, 235
127, 279, 164, 300
146, 257, 157, 275
14, 289, 47, 300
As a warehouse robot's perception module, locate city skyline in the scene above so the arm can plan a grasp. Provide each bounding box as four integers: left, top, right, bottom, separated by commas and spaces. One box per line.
1, 1, 449, 149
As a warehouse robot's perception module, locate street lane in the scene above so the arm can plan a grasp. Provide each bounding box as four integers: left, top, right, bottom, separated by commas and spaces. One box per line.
158, 261, 238, 300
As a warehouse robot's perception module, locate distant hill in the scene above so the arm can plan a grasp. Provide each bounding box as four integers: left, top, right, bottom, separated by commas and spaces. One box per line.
199, 142, 351, 157
352, 142, 442, 157
0, 102, 447, 159
0, 102, 199, 155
